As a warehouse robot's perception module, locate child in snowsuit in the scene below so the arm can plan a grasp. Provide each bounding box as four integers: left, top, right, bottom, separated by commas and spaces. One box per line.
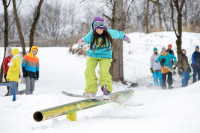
22, 46, 39, 95
6, 48, 20, 95
3, 47, 12, 95
178, 49, 191, 87
157, 47, 177, 89
150, 47, 162, 87
78, 17, 131, 97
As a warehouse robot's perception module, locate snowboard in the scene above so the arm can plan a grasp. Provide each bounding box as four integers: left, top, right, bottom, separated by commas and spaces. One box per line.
163, 66, 176, 74
62, 91, 125, 104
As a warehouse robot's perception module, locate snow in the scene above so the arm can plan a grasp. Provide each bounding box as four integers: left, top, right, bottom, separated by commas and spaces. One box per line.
0, 32, 200, 133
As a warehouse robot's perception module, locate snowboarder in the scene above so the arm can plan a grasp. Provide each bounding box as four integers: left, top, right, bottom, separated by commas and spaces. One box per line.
150, 47, 162, 87
6, 48, 20, 95
22, 46, 39, 95
178, 49, 191, 87
3, 47, 12, 96
78, 17, 131, 97
191, 46, 200, 83
157, 47, 177, 89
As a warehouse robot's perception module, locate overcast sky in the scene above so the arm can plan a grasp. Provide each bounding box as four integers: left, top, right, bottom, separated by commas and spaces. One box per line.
0, 0, 81, 15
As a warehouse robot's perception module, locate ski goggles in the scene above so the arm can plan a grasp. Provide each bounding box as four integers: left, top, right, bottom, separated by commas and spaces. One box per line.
93, 21, 105, 28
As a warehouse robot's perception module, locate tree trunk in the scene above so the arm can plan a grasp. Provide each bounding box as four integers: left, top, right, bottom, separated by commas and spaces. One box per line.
12, 0, 26, 55
0, 0, 11, 82
29, 0, 44, 52
169, 0, 185, 65
110, 0, 124, 83
157, 0, 162, 31
144, 0, 150, 33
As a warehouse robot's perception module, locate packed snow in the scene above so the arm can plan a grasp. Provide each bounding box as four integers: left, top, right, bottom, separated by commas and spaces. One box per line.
0, 32, 200, 133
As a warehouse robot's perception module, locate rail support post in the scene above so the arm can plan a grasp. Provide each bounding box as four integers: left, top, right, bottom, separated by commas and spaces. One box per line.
67, 111, 77, 121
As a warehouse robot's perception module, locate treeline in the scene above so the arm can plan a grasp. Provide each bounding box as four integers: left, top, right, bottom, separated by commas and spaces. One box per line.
0, 0, 200, 47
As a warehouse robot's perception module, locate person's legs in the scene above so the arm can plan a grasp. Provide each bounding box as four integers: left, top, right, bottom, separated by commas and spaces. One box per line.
193, 68, 197, 83
30, 78, 35, 94
158, 71, 162, 87
181, 71, 187, 87
4, 77, 9, 96
153, 72, 159, 86
8, 81, 18, 96
84, 57, 99, 93
186, 71, 190, 86
162, 73, 167, 89
197, 69, 200, 81
99, 58, 113, 93
167, 72, 173, 88
25, 76, 31, 95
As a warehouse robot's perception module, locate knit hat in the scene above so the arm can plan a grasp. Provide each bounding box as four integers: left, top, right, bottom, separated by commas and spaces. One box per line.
93, 17, 106, 30
162, 47, 166, 51
168, 44, 172, 48
196, 46, 199, 49
153, 47, 158, 51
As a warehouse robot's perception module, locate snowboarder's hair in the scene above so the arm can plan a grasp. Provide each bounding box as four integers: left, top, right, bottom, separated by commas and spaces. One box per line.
90, 30, 113, 51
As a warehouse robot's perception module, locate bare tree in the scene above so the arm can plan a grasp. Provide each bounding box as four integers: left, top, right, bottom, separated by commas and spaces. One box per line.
12, 0, 26, 55
103, 0, 125, 82
168, 0, 185, 63
144, 0, 150, 33
29, 0, 44, 51
0, 0, 11, 82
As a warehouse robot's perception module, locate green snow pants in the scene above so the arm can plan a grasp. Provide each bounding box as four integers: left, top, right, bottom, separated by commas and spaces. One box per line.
85, 56, 113, 93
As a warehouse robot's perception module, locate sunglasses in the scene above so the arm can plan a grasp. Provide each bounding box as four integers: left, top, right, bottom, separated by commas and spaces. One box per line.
93, 21, 105, 28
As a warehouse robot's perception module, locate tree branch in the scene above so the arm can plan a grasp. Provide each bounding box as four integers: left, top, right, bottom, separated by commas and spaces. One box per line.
169, 0, 178, 37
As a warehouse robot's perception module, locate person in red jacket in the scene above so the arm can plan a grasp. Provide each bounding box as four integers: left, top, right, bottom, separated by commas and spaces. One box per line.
3, 47, 12, 96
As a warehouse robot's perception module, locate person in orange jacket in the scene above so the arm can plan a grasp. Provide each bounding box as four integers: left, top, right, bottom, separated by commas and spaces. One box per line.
22, 46, 39, 95
157, 47, 177, 89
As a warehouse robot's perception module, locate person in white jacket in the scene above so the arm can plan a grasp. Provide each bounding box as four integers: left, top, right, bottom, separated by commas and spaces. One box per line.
150, 47, 162, 87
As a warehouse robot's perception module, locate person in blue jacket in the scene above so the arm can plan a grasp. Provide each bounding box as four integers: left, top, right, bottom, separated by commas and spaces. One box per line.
78, 17, 131, 97
191, 46, 200, 83
157, 47, 177, 89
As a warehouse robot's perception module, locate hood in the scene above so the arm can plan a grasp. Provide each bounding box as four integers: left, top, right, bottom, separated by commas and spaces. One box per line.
11, 48, 19, 56
161, 52, 168, 56
30, 46, 38, 54
91, 21, 107, 31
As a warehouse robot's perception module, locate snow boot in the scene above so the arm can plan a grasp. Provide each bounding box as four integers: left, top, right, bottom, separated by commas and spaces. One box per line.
83, 91, 96, 98
101, 85, 110, 95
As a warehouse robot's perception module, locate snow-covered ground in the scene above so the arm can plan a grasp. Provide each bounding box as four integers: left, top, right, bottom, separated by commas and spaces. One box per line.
0, 32, 200, 133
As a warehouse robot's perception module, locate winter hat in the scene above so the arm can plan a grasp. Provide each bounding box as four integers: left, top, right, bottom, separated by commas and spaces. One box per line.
7, 47, 12, 52
168, 44, 172, 48
196, 46, 199, 49
93, 17, 106, 30
162, 47, 166, 51
153, 47, 158, 51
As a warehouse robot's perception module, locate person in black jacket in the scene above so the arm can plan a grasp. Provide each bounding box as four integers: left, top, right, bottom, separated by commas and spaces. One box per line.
191, 46, 200, 83
167, 44, 174, 55
167, 44, 175, 66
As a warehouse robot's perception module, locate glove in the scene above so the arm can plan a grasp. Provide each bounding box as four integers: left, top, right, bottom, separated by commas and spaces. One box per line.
35, 74, 39, 80
150, 68, 153, 73
4, 74, 7, 79
172, 64, 176, 70
78, 39, 86, 47
123, 35, 131, 43
23, 72, 27, 78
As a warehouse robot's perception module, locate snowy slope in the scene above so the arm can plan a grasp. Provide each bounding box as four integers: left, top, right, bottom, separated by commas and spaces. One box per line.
0, 32, 200, 133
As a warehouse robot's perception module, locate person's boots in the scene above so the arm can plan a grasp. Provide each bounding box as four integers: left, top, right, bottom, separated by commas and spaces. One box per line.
101, 85, 110, 95
83, 92, 96, 98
